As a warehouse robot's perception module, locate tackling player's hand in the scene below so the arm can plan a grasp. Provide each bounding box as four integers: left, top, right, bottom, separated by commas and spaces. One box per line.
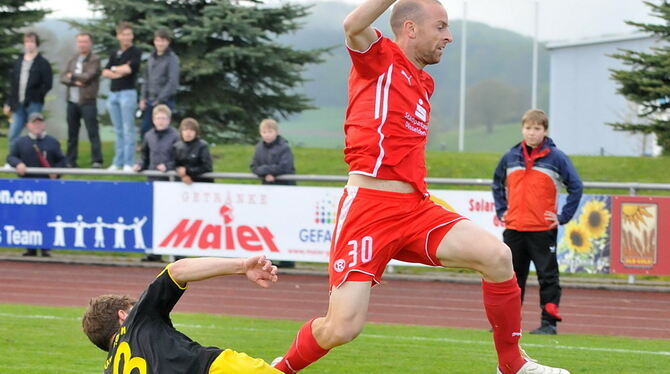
243, 255, 278, 288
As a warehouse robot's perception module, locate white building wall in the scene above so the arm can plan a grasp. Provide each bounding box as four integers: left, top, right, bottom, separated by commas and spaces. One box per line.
548, 35, 659, 156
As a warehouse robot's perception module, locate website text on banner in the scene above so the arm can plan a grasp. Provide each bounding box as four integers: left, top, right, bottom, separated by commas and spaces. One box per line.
0, 179, 152, 251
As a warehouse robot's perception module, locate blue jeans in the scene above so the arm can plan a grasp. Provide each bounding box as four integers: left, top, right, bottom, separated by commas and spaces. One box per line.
8, 102, 43, 148
107, 89, 138, 167
140, 98, 176, 140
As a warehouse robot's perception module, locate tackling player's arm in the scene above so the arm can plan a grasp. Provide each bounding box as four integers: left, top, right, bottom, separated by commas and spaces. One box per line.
343, 0, 397, 51
168, 256, 278, 288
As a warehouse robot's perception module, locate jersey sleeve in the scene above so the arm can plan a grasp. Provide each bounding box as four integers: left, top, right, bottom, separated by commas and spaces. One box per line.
346, 29, 394, 78
132, 265, 186, 323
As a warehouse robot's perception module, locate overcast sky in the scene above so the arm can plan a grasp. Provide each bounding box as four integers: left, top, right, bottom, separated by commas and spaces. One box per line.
38, 0, 658, 42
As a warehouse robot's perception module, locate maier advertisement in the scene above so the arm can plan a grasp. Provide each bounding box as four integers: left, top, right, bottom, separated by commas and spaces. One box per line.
151, 182, 504, 264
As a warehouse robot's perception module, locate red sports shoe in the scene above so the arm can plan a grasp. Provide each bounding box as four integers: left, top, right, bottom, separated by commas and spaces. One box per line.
544, 303, 562, 321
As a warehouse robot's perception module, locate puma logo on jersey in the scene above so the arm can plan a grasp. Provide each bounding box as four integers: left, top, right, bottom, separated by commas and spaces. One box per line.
415, 98, 427, 122
401, 70, 412, 85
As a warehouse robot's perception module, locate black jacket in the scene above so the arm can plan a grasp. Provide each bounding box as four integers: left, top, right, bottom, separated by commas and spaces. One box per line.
174, 138, 214, 183
250, 135, 296, 185
6, 53, 53, 110
7, 134, 66, 178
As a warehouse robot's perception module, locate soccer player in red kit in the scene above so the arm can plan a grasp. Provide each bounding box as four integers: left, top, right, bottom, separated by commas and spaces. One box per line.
273, 1, 570, 373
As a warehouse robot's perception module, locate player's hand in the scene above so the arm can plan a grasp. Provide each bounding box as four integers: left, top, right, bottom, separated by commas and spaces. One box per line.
544, 211, 559, 228
3, 104, 10, 116
156, 163, 167, 172
182, 175, 193, 185
265, 174, 275, 183
243, 255, 278, 288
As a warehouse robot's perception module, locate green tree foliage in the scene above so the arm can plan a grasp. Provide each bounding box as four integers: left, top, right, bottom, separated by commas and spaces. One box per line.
610, 0, 670, 155
465, 79, 525, 133
70, 0, 327, 143
0, 0, 50, 124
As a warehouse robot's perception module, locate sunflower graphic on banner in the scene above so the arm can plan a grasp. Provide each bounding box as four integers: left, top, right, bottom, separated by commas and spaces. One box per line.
557, 195, 612, 273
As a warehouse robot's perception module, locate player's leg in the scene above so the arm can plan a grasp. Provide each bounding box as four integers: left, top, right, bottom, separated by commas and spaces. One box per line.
503, 229, 531, 303
527, 229, 561, 334
436, 221, 569, 374
273, 281, 371, 373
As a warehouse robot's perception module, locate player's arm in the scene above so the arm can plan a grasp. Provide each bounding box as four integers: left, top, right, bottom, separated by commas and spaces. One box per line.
168, 256, 278, 288
343, 0, 396, 51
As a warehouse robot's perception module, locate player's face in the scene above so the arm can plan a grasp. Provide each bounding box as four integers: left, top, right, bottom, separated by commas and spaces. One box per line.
153, 113, 171, 131
522, 121, 547, 148
260, 127, 278, 143
415, 2, 452, 66
181, 128, 196, 142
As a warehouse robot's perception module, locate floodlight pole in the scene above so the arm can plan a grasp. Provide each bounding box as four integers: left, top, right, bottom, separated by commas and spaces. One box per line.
531, 0, 539, 109
458, 1, 468, 152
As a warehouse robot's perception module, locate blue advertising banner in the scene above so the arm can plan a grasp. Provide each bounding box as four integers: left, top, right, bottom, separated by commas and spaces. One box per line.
0, 179, 152, 252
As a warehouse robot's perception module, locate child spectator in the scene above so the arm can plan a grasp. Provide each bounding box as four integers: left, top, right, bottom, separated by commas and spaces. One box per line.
6, 112, 65, 256
492, 109, 583, 335
250, 118, 296, 185
134, 104, 178, 262
174, 118, 213, 184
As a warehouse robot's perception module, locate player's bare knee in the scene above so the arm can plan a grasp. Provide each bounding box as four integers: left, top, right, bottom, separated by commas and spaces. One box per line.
478, 242, 513, 281
321, 320, 363, 347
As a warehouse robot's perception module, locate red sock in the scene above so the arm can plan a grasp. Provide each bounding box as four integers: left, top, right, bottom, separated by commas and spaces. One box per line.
274, 318, 330, 373
482, 276, 526, 374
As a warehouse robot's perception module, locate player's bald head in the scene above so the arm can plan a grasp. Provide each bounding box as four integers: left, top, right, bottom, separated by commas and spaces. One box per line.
390, 0, 443, 37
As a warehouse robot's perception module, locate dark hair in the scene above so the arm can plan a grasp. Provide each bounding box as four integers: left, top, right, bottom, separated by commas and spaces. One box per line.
154, 28, 172, 42
23, 31, 40, 46
82, 295, 136, 352
76, 32, 94, 43
116, 21, 133, 34
179, 117, 200, 136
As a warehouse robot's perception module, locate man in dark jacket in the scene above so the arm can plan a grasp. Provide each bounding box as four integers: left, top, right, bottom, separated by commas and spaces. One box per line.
6, 112, 66, 257
492, 109, 583, 335
3, 32, 53, 148
139, 28, 180, 139
250, 119, 296, 186
60, 32, 103, 168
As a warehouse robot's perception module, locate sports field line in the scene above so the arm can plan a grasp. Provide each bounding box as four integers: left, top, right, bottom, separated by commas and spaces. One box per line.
3, 312, 667, 357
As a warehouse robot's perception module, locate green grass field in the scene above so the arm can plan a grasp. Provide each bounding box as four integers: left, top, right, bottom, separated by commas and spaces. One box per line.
0, 304, 668, 373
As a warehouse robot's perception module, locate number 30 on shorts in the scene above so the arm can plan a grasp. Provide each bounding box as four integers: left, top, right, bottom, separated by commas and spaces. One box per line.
334, 236, 374, 272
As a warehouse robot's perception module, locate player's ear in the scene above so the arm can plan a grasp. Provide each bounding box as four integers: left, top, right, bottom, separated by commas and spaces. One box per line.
117, 309, 129, 324
405, 20, 417, 39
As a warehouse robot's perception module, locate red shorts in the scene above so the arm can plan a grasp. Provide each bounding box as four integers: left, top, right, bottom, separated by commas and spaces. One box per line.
328, 186, 467, 288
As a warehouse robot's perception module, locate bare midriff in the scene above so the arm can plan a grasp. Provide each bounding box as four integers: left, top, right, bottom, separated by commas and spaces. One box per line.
347, 174, 417, 193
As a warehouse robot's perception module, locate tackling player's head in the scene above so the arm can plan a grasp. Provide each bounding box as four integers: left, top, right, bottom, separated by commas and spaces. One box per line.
390, 0, 452, 68
82, 294, 137, 351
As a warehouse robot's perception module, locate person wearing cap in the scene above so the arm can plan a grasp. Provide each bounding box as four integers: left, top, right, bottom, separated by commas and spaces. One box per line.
6, 112, 66, 257
3, 31, 53, 149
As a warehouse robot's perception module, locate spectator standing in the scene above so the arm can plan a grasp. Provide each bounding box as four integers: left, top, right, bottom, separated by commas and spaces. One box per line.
250, 119, 296, 185
102, 22, 142, 172
6, 113, 66, 257
492, 109, 583, 335
174, 118, 213, 184
3, 32, 53, 149
134, 104, 178, 262
60, 32, 103, 168
139, 28, 180, 139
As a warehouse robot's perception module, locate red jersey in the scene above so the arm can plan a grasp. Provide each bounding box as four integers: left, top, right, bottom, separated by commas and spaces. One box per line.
344, 30, 435, 196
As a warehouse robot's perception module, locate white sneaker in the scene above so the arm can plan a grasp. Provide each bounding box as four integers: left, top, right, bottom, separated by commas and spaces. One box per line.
122, 165, 134, 172
497, 361, 570, 374
107, 164, 121, 171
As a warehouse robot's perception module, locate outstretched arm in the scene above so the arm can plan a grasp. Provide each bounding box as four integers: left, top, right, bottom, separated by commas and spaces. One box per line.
343, 0, 396, 51
168, 256, 278, 288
